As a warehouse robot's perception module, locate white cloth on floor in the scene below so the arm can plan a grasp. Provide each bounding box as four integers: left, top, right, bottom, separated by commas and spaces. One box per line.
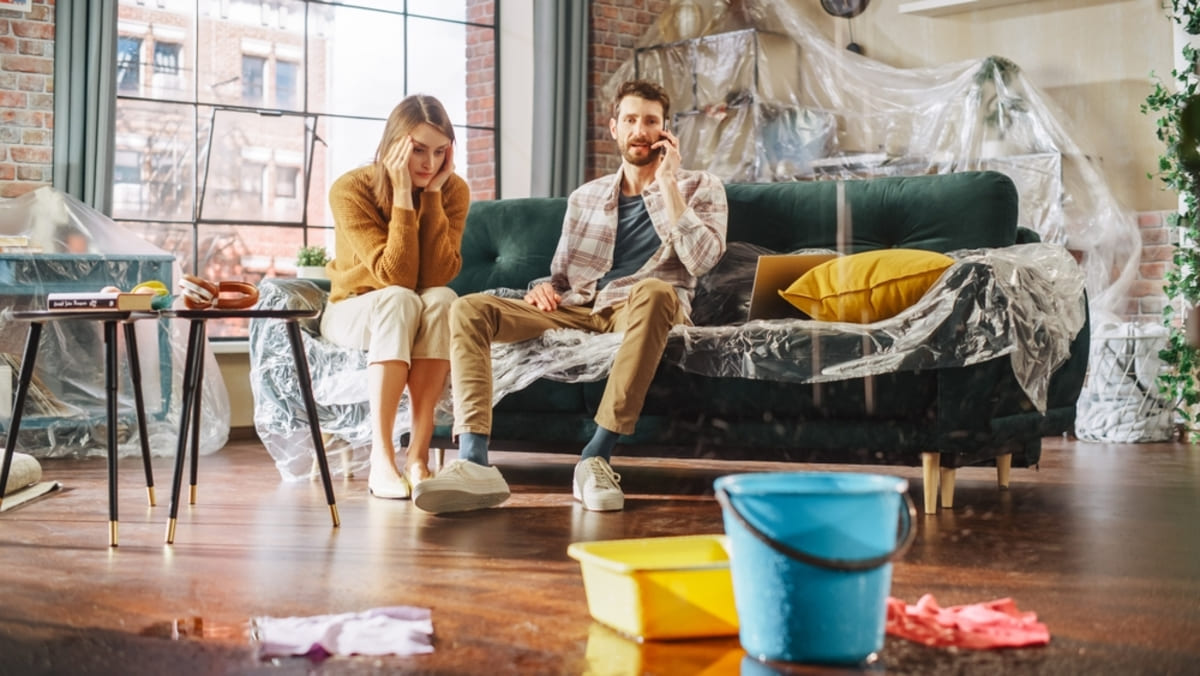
252, 606, 433, 658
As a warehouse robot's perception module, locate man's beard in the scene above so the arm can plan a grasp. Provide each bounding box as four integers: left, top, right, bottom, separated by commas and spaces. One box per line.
619, 138, 657, 167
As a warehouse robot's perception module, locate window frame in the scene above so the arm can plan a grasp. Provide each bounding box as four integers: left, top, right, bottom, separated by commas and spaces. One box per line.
111, 0, 500, 339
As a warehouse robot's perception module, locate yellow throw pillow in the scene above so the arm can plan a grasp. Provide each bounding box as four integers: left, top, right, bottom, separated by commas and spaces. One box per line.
779, 249, 955, 323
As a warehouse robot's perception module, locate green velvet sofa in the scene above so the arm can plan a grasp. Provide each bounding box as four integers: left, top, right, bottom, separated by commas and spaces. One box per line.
250, 171, 1088, 514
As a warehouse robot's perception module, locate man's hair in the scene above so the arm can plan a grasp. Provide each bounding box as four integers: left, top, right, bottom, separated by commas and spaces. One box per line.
611, 80, 671, 121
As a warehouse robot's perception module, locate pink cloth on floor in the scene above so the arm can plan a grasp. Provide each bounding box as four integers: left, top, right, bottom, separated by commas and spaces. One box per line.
886, 594, 1050, 649
253, 606, 433, 659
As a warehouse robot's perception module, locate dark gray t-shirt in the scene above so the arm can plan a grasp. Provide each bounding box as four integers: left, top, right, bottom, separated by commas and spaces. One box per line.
597, 193, 662, 290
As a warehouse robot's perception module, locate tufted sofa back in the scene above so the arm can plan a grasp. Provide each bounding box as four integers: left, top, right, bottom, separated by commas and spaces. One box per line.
450, 170, 1020, 296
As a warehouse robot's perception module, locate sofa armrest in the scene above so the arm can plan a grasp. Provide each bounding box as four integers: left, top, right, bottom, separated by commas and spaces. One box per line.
1015, 226, 1042, 244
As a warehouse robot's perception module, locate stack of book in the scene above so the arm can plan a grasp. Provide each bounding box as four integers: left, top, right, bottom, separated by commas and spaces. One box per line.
46, 291, 155, 311
0, 235, 42, 254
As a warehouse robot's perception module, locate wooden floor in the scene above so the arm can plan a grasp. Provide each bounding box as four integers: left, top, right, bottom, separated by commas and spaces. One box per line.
1, 435, 1198, 675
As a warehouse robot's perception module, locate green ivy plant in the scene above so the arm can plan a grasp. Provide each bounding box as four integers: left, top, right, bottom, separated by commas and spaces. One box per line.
1143, 0, 1200, 439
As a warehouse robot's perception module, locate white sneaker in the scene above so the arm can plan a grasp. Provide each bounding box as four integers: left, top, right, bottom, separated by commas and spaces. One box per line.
573, 457, 624, 511
412, 459, 510, 513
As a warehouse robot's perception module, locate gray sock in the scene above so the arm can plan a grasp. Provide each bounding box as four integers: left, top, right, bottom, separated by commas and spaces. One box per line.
580, 426, 620, 463
458, 433, 490, 466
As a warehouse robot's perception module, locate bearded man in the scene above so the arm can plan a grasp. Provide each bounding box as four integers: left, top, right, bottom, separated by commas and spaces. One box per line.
414, 79, 728, 514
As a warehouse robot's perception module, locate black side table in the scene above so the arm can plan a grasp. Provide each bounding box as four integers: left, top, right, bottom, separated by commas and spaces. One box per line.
0, 310, 159, 547
161, 308, 339, 544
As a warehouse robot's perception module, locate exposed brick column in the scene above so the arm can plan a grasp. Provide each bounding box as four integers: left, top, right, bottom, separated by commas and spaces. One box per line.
587, 0, 668, 181
0, 0, 54, 199
466, 0, 495, 201
1132, 210, 1172, 325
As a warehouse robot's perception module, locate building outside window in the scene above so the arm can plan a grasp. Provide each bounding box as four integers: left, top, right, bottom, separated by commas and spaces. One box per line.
112, 0, 499, 338
117, 36, 143, 94
275, 165, 299, 199
275, 59, 297, 110
241, 54, 266, 105
153, 41, 181, 74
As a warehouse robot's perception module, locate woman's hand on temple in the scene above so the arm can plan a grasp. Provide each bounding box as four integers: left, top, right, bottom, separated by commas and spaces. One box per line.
384, 135, 413, 196
426, 143, 455, 193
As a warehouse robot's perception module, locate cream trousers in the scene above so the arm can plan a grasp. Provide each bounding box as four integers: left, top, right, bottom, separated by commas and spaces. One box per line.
321, 286, 457, 365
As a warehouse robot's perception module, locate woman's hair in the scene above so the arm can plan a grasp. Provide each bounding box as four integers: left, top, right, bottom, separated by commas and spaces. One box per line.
371, 94, 456, 212
611, 80, 671, 121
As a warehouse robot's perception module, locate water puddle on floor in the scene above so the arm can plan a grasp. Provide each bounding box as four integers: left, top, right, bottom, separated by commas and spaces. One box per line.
138, 616, 244, 641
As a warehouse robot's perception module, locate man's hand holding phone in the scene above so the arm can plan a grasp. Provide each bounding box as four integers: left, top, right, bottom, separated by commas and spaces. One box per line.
653, 128, 681, 183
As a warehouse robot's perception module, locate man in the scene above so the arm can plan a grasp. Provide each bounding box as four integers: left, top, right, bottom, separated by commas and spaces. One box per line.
412, 80, 728, 514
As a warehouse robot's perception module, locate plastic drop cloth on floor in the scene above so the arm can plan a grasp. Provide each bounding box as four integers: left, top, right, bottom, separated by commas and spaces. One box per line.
0, 187, 229, 459
611, 0, 1138, 325
249, 243, 1084, 481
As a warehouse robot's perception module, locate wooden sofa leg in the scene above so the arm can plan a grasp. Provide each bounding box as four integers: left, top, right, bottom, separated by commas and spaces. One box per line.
431, 448, 445, 473
939, 468, 956, 509
920, 452, 940, 515
996, 453, 1012, 490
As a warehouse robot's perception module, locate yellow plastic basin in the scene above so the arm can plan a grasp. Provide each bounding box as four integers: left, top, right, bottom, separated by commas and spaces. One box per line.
567, 534, 739, 640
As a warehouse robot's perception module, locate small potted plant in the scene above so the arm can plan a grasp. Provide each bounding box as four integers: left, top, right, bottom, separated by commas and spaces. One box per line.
296, 245, 330, 280
973, 56, 1029, 157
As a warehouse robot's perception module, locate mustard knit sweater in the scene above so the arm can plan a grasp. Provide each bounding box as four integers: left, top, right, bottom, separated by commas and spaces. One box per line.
326, 165, 469, 303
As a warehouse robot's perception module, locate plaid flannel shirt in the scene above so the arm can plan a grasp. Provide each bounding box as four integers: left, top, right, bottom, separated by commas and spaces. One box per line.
548, 169, 728, 318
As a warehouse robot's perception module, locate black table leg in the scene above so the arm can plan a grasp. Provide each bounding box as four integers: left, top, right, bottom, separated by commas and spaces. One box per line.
188, 321, 206, 505
123, 321, 156, 507
103, 320, 119, 547
0, 322, 42, 510
284, 320, 339, 527
166, 319, 205, 544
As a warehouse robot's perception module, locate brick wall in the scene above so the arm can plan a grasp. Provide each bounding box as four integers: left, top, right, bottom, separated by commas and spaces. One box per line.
0, 0, 54, 199
1133, 210, 1172, 327
466, 0, 495, 200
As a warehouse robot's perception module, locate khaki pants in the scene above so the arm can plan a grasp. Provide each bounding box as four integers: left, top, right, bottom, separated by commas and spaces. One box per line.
321, 286, 457, 365
450, 278, 685, 437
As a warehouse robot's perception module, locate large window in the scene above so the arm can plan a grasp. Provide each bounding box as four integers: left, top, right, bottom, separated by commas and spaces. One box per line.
113, 0, 499, 338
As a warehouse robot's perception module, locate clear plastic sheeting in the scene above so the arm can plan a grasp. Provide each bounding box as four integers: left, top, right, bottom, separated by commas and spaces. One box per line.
251, 280, 391, 480
252, 244, 1083, 480
668, 243, 1085, 414
1075, 322, 1174, 443
0, 187, 229, 459
610, 0, 1139, 323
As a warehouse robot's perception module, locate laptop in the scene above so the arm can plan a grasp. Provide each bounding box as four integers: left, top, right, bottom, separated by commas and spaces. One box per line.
746, 253, 839, 320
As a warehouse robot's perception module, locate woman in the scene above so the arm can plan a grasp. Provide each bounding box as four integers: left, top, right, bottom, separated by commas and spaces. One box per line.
321, 95, 467, 499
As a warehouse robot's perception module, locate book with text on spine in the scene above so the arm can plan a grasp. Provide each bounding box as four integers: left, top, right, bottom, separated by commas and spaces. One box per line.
46, 292, 155, 312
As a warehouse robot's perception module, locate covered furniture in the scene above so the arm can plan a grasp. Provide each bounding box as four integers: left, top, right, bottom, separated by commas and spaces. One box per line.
250, 171, 1089, 514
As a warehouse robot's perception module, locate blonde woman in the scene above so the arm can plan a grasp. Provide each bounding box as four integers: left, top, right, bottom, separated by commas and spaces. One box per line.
321, 95, 467, 499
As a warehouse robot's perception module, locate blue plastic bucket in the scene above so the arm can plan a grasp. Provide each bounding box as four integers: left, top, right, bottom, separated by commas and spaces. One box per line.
714, 472, 915, 665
